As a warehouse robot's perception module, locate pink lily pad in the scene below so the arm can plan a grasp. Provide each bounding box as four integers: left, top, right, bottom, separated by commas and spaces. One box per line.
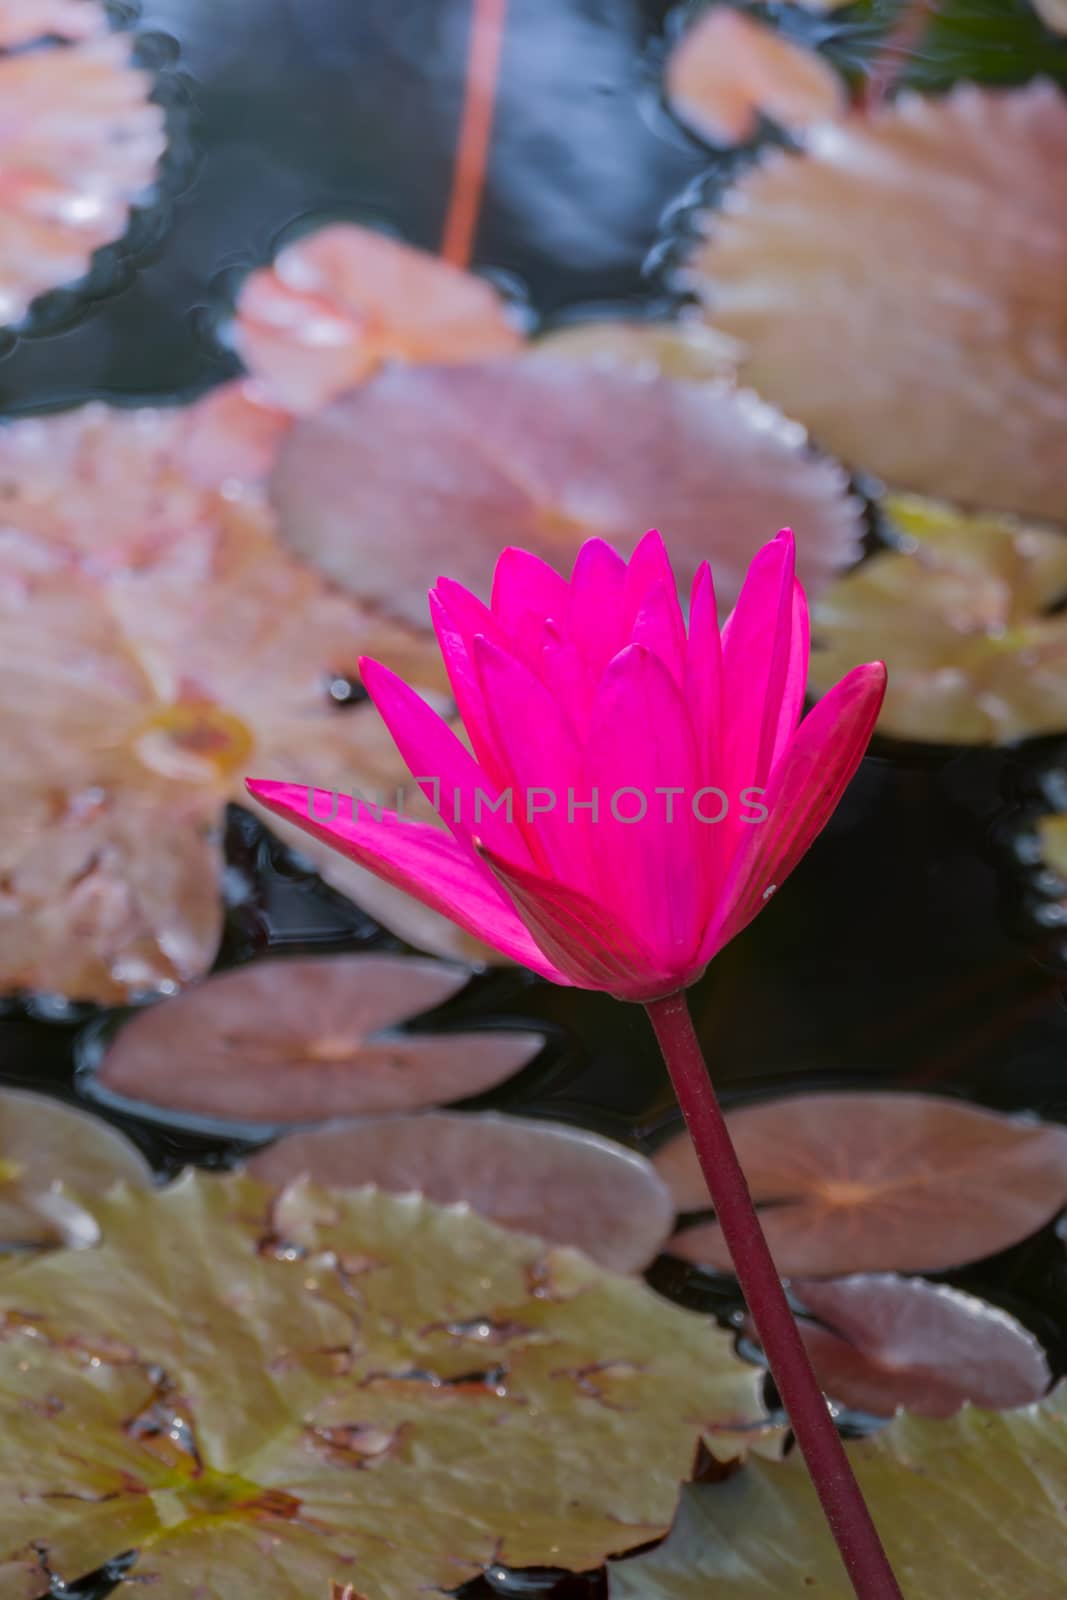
270, 358, 864, 628
745, 1275, 1051, 1418
248, 1109, 675, 1272
0, 0, 107, 46
93, 954, 544, 1127
0, 30, 165, 327
666, 7, 844, 146
231, 223, 524, 413
686, 83, 1067, 522
655, 1092, 1067, 1275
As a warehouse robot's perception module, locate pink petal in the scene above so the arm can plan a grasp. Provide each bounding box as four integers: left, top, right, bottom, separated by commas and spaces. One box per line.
472, 635, 592, 891
491, 547, 570, 668
721, 529, 799, 792
477, 841, 671, 997
622, 530, 682, 630
685, 561, 723, 788
245, 780, 568, 981
540, 622, 594, 731
358, 658, 532, 867
567, 538, 627, 675
630, 578, 687, 687
586, 644, 704, 962
428, 582, 508, 783
700, 661, 886, 960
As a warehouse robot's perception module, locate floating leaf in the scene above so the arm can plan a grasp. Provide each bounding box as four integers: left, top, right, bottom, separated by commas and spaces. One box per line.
271, 359, 863, 627
0, 1087, 150, 1248
655, 1091, 1067, 1275
94, 955, 544, 1128
0, 458, 484, 1000
231, 223, 524, 413
687, 83, 1067, 523
610, 1388, 1067, 1598
665, 6, 844, 146
248, 1110, 674, 1272
809, 495, 1067, 744
1036, 0, 1067, 33
0, 1171, 764, 1596
0, 0, 106, 46
0, 30, 165, 328
532, 316, 740, 380
745, 1275, 1051, 1418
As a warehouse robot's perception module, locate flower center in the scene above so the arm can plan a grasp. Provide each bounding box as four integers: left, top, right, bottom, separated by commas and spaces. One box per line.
133, 703, 254, 782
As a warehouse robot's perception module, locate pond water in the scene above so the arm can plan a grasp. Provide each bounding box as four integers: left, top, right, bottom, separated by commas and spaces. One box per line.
2, 3, 1066, 1598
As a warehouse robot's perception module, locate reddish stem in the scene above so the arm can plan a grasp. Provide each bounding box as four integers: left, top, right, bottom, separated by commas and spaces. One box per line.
441, 0, 508, 267
644, 992, 903, 1600
859, 0, 936, 112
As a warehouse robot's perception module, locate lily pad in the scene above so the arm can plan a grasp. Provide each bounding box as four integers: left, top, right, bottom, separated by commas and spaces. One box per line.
686, 82, 1067, 522
610, 1387, 1067, 1599
746, 1274, 1051, 1418
0, 1171, 765, 1597
809, 495, 1067, 744
665, 6, 844, 146
231, 223, 524, 413
655, 1091, 1067, 1275
0, 0, 106, 46
93, 955, 544, 1128
248, 1110, 674, 1272
0, 27, 165, 328
270, 358, 863, 627
532, 316, 740, 380
0, 462, 488, 1001
1036, 0, 1067, 33
0, 1087, 150, 1248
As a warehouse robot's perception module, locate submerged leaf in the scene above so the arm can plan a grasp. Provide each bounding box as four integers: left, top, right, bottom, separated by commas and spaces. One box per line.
666, 6, 844, 145
0, 30, 165, 328
248, 1110, 674, 1272
610, 1388, 1067, 1598
809, 495, 1067, 744
655, 1091, 1067, 1275
232, 223, 523, 413
95, 955, 544, 1127
0, 1172, 764, 1597
0, 1087, 150, 1248
271, 359, 863, 627
687, 83, 1067, 522
747, 1275, 1051, 1418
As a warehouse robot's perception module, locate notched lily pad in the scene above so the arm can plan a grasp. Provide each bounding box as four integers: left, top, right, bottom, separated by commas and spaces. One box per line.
655, 1090, 1067, 1275
666, 6, 844, 146
93, 955, 544, 1129
271, 358, 864, 627
0, 25, 166, 328
248, 1110, 673, 1272
231, 223, 524, 413
0, 1087, 150, 1248
0, 1171, 765, 1598
610, 1387, 1067, 1598
687, 83, 1067, 522
810, 495, 1067, 744
746, 1274, 1051, 1418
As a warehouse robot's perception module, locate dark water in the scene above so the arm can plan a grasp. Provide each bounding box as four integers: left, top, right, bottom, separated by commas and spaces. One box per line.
2, 3, 1067, 1596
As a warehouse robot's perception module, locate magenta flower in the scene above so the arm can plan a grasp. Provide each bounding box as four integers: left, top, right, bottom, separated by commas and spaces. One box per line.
248, 530, 883, 1000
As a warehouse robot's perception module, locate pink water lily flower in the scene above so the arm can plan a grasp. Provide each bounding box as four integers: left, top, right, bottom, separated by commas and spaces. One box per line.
248, 530, 885, 1001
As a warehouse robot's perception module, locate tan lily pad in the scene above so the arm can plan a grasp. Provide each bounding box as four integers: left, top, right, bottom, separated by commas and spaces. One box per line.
271, 358, 863, 627
0, 453, 489, 1000
809, 495, 1067, 744
745, 1274, 1051, 1418
610, 1387, 1067, 1599
0, 1087, 151, 1248
655, 1091, 1067, 1276
687, 82, 1067, 522
0, 1171, 765, 1597
0, 0, 107, 45
94, 955, 544, 1128
666, 6, 844, 146
532, 316, 740, 380
231, 222, 524, 413
0, 28, 165, 328
248, 1110, 674, 1272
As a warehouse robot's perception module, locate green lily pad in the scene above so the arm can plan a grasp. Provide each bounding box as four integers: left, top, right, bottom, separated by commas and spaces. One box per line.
609, 1387, 1067, 1598
0, 1172, 765, 1597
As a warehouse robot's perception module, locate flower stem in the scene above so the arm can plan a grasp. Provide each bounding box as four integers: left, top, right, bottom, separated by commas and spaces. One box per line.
440, 0, 508, 266
644, 992, 903, 1600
